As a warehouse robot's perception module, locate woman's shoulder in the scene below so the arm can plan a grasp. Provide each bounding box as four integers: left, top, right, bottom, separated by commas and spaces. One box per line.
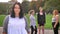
55, 15, 59, 18
56, 15, 59, 17
4, 15, 11, 20
23, 16, 27, 20
4, 15, 9, 23
5, 15, 9, 19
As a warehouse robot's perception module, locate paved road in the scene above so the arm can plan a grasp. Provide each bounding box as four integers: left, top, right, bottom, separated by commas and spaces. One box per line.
30, 29, 60, 34
0, 27, 3, 34
0, 27, 60, 34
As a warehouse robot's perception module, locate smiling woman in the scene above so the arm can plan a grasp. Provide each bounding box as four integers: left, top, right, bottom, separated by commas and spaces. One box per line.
3, 2, 30, 34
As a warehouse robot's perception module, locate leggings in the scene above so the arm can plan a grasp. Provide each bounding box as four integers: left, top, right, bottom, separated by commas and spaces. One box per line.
31, 26, 37, 34
52, 22, 59, 34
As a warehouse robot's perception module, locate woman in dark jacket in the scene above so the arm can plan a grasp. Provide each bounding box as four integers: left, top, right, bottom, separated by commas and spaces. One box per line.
37, 7, 46, 34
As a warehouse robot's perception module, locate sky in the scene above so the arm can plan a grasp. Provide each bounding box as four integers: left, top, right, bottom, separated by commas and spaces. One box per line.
0, 0, 32, 3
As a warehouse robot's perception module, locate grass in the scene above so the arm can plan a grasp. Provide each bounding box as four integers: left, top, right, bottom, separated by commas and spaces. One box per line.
26, 14, 53, 29
0, 14, 60, 29
45, 14, 52, 29
0, 15, 6, 27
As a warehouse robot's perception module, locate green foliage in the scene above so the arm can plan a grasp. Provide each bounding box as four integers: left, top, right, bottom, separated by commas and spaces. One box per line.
44, 0, 60, 13
29, 1, 38, 12
0, 0, 60, 14
0, 15, 6, 26
0, 3, 9, 14
22, 1, 30, 13
25, 14, 53, 29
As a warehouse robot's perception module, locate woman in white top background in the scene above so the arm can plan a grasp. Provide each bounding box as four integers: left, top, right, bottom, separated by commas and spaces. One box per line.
29, 10, 37, 34
3, 2, 29, 34
52, 9, 59, 34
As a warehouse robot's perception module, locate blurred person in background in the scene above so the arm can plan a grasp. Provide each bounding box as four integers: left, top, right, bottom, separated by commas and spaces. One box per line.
29, 10, 37, 34
52, 9, 59, 34
37, 7, 46, 34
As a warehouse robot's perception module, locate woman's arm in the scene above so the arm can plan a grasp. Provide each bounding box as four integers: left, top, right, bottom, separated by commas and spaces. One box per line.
24, 16, 30, 34
3, 16, 9, 34
43, 12, 46, 23
54, 15, 59, 28
37, 13, 39, 23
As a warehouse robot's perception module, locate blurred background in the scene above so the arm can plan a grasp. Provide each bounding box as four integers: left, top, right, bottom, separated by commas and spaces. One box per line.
0, 0, 60, 30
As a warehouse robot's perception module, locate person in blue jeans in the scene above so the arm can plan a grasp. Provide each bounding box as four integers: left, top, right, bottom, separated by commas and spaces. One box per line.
29, 10, 37, 34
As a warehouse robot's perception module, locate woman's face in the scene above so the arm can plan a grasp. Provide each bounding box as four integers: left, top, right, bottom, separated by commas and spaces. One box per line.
32, 11, 35, 15
39, 7, 43, 12
14, 4, 20, 15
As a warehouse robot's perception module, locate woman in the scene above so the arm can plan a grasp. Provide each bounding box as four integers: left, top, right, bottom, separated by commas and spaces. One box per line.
29, 10, 37, 34
52, 10, 59, 34
37, 7, 46, 34
3, 2, 29, 34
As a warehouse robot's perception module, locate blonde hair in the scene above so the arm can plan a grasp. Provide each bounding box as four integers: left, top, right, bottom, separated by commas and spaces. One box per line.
53, 9, 59, 15
39, 7, 43, 10
28, 10, 35, 16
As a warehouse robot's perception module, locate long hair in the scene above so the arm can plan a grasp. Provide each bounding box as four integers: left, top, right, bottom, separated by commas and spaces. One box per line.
11, 2, 24, 18
53, 9, 59, 15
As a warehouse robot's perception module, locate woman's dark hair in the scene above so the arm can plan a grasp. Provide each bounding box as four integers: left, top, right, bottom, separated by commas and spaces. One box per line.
11, 2, 24, 18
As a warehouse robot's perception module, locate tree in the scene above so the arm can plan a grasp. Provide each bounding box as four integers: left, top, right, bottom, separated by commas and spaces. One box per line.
43, 0, 60, 13
0, 3, 10, 14
22, 1, 30, 13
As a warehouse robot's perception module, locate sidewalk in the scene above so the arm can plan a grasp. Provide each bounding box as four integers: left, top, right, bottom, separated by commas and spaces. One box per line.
0, 27, 3, 34
29, 29, 60, 34
0, 27, 60, 34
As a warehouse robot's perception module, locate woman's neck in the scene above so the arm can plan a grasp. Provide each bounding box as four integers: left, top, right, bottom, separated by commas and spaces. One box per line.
15, 14, 19, 17
31, 14, 34, 16
40, 11, 43, 13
